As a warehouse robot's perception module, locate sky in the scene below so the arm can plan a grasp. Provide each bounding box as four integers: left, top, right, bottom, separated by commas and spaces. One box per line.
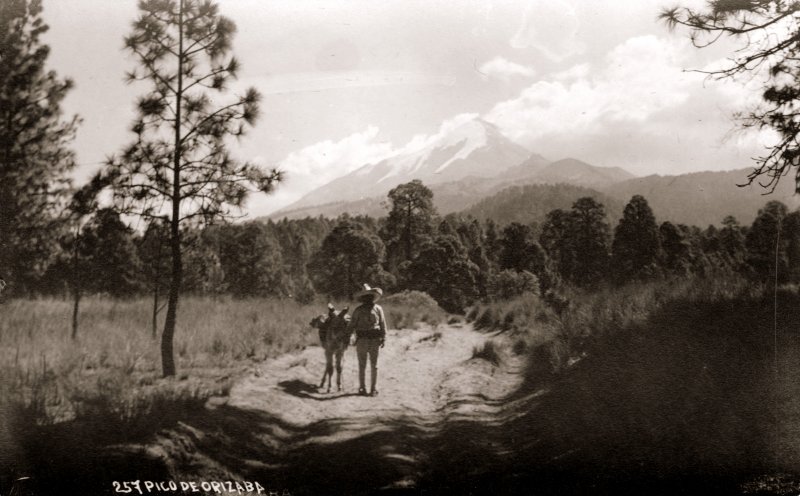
41, 0, 773, 217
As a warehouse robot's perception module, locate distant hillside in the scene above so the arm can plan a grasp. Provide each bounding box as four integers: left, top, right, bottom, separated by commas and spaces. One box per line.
271, 158, 638, 221
269, 178, 502, 220
604, 168, 800, 226
271, 197, 388, 220
490, 153, 549, 181
462, 183, 626, 226
527, 158, 635, 189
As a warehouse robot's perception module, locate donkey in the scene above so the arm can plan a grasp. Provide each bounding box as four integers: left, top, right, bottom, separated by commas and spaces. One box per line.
309, 303, 351, 393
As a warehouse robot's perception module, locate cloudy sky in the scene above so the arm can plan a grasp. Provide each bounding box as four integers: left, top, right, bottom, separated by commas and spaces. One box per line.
42, 0, 770, 217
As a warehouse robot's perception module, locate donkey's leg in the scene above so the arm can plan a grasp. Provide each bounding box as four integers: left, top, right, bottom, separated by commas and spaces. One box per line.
318, 347, 327, 388
325, 347, 335, 393
318, 365, 327, 389
335, 347, 344, 391
319, 346, 332, 390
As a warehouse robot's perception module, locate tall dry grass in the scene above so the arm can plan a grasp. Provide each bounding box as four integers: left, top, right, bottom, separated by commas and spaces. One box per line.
468, 276, 760, 376
0, 295, 326, 442
463, 274, 800, 487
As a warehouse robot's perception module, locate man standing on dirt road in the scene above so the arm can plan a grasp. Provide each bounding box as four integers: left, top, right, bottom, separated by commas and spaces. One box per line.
349, 283, 387, 397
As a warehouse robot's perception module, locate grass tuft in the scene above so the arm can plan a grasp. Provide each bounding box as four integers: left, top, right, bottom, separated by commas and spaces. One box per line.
472, 339, 503, 366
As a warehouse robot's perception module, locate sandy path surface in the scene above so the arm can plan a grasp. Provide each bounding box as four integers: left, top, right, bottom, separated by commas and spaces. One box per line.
150, 323, 526, 495
229, 324, 504, 422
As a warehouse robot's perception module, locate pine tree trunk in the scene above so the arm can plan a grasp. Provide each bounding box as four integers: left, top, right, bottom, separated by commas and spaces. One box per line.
152, 224, 164, 339
152, 282, 159, 339
161, 0, 184, 378
161, 230, 180, 376
71, 229, 81, 340
71, 289, 81, 340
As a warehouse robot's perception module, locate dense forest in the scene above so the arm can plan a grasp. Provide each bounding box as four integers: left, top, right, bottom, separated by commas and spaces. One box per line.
5, 176, 797, 317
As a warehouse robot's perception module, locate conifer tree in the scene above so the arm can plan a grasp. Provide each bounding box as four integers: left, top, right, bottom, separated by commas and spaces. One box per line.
0, 0, 80, 291
611, 195, 661, 283
381, 180, 437, 269
569, 197, 611, 287
106, 0, 280, 376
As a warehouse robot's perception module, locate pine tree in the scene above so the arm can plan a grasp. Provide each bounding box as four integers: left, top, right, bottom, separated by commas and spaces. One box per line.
569, 197, 611, 287
402, 234, 479, 313
611, 195, 661, 283
81, 208, 142, 298
106, 0, 281, 376
719, 215, 746, 268
182, 230, 225, 294
745, 201, 788, 281
381, 180, 437, 270
214, 222, 285, 297
484, 219, 501, 267
499, 222, 534, 272
663, 2, 800, 193
784, 211, 800, 282
659, 221, 692, 276
540, 208, 575, 281
308, 220, 394, 299
0, 0, 80, 291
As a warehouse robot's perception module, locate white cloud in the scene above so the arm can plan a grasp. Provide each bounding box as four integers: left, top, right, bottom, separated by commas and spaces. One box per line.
485, 34, 766, 175
277, 126, 394, 179
245, 126, 395, 216
478, 57, 536, 81
486, 35, 699, 143
511, 0, 584, 61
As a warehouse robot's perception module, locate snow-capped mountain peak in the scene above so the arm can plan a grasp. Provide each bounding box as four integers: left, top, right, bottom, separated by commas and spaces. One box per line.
281, 117, 530, 212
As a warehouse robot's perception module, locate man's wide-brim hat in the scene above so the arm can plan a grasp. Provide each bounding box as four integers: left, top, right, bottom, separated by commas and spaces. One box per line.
355, 283, 383, 301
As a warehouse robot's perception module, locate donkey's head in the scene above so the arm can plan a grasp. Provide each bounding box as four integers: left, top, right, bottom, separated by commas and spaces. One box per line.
310, 304, 350, 331
310, 314, 328, 330
324, 303, 350, 335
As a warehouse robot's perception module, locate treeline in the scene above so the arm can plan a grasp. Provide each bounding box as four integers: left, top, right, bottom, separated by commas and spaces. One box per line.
28, 213, 348, 302
12, 179, 800, 317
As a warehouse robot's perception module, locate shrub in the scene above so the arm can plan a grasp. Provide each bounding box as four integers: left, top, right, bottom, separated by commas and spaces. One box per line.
382, 290, 447, 329
381, 290, 439, 308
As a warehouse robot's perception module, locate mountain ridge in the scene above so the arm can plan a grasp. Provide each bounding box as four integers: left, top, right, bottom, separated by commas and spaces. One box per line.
281, 118, 531, 213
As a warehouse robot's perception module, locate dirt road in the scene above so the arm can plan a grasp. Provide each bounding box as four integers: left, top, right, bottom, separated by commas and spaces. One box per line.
148, 323, 526, 495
